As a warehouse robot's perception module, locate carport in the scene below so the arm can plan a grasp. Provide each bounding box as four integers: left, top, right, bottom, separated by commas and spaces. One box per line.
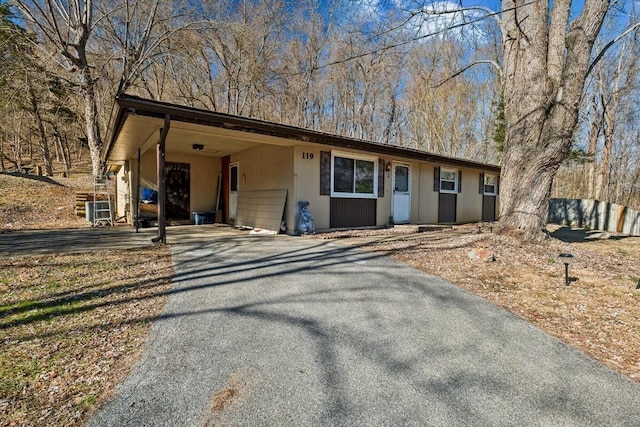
104, 96, 301, 242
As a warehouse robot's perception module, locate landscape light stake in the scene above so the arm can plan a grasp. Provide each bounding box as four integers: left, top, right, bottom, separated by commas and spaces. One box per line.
477, 222, 482, 233
559, 253, 574, 286
489, 221, 494, 233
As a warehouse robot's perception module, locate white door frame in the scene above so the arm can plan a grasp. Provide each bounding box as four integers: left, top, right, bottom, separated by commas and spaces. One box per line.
392, 162, 411, 224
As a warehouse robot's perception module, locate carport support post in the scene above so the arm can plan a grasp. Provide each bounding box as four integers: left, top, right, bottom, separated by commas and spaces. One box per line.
152, 114, 170, 244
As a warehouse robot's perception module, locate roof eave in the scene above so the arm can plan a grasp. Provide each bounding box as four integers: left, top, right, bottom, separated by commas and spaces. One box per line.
104, 94, 501, 173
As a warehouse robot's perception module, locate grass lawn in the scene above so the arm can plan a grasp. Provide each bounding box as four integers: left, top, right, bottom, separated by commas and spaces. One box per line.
0, 245, 173, 426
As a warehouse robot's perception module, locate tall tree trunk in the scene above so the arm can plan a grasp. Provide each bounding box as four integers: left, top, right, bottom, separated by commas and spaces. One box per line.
53, 133, 61, 162
0, 134, 5, 172
586, 114, 600, 199
53, 127, 71, 173
60, 134, 72, 172
27, 81, 54, 176
595, 129, 613, 200
13, 135, 21, 169
497, 0, 609, 241
79, 65, 103, 176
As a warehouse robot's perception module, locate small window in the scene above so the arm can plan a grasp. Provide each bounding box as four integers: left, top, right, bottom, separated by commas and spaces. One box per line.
331, 152, 377, 198
484, 174, 497, 195
230, 163, 238, 192
440, 168, 458, 193
394, 165, 409, 192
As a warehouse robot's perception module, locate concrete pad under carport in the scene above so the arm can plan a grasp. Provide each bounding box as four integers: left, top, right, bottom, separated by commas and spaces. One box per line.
87, 230, 640, 426
0, 226, 156, 257
0, 224, 246, 257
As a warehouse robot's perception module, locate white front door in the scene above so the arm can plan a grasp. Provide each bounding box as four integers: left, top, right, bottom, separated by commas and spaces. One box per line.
229, 162, 239, 219
392, 163, 411, 223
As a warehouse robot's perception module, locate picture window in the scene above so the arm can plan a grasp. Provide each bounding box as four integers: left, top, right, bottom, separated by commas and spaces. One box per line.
331, 152, 377, 198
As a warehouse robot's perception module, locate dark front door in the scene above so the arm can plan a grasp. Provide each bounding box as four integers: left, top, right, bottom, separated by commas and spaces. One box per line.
438, 193, 457, 223
165, 162, 190, 220
482, 195, 497, 221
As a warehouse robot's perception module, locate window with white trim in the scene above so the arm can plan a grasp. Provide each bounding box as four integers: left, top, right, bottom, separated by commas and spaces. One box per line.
331, 152, 377, 198
440, 168, 458, 193
483, 174, 497, 195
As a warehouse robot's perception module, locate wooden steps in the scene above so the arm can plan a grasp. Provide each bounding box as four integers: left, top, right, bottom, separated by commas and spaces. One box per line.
74, 192, 93, 217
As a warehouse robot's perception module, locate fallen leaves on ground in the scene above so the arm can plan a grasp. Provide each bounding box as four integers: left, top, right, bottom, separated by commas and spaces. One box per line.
0, 173, 94, 232
0, 245, 173, 427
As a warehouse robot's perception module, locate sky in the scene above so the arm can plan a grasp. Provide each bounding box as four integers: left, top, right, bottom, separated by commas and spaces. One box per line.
354, 0, 502, 40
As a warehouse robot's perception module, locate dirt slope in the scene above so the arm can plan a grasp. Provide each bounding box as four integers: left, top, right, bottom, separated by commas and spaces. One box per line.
0, 173, 95, 232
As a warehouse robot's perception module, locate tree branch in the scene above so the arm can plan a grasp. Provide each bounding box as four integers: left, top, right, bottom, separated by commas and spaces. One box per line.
588, 22, 640, 77
431, 60, 502, 88
363, 3, 503, 45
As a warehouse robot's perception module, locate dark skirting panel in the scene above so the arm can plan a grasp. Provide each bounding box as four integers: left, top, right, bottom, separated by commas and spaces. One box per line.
330, 198, 377, 228
438, 193, 457, 223
482, 195, 497, 221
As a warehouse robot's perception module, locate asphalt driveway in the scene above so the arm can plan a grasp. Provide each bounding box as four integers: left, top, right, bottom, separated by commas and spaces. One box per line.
84, 228, 640, 426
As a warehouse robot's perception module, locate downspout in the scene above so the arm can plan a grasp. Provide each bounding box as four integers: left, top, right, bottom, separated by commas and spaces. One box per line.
135, 148, 141, 233
152, 114, 170, 243
417, 164, 421, 222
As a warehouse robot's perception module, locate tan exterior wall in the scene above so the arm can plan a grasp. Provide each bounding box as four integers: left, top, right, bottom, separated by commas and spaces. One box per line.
289, 148, 500, 229
418, 163, 439, 223
139, 150, 156, 192
457, 167, 483, 223
377, 166, 392, 226
135, 150, 220, 217
293, 145, 330, 230
229, 144, 295, 231
172, 153, 220, 213
415, 164, 499, 224
120, 142, 498, 229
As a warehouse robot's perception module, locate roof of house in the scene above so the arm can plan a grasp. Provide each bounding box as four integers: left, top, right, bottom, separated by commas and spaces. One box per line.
104, 94, 501, 173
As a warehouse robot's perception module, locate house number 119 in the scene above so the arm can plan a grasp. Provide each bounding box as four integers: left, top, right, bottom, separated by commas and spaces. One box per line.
302, 153, 314, 159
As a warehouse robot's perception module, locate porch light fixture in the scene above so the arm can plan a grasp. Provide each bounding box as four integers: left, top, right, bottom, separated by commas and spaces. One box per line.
385, 161, 392, 172
559, 253, 574, 286
192, 143, 204, 151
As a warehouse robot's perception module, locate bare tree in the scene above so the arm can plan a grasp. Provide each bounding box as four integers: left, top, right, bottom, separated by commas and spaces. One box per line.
275, 1, 331, 129
12, 0, 195, 175
95, 0, 192, 97
586, 37, 639, 201
405, 39, 493, 160
25, 72, 54, 175
12, 0, 104, 175
496, 0, 636, 240
198, 0, 287, 117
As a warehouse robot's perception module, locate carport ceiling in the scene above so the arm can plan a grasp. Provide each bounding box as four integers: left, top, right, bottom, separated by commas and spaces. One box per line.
107, 111, 300, 163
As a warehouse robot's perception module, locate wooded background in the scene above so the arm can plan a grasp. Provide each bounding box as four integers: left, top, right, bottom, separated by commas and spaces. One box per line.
1, 0, 638, 210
